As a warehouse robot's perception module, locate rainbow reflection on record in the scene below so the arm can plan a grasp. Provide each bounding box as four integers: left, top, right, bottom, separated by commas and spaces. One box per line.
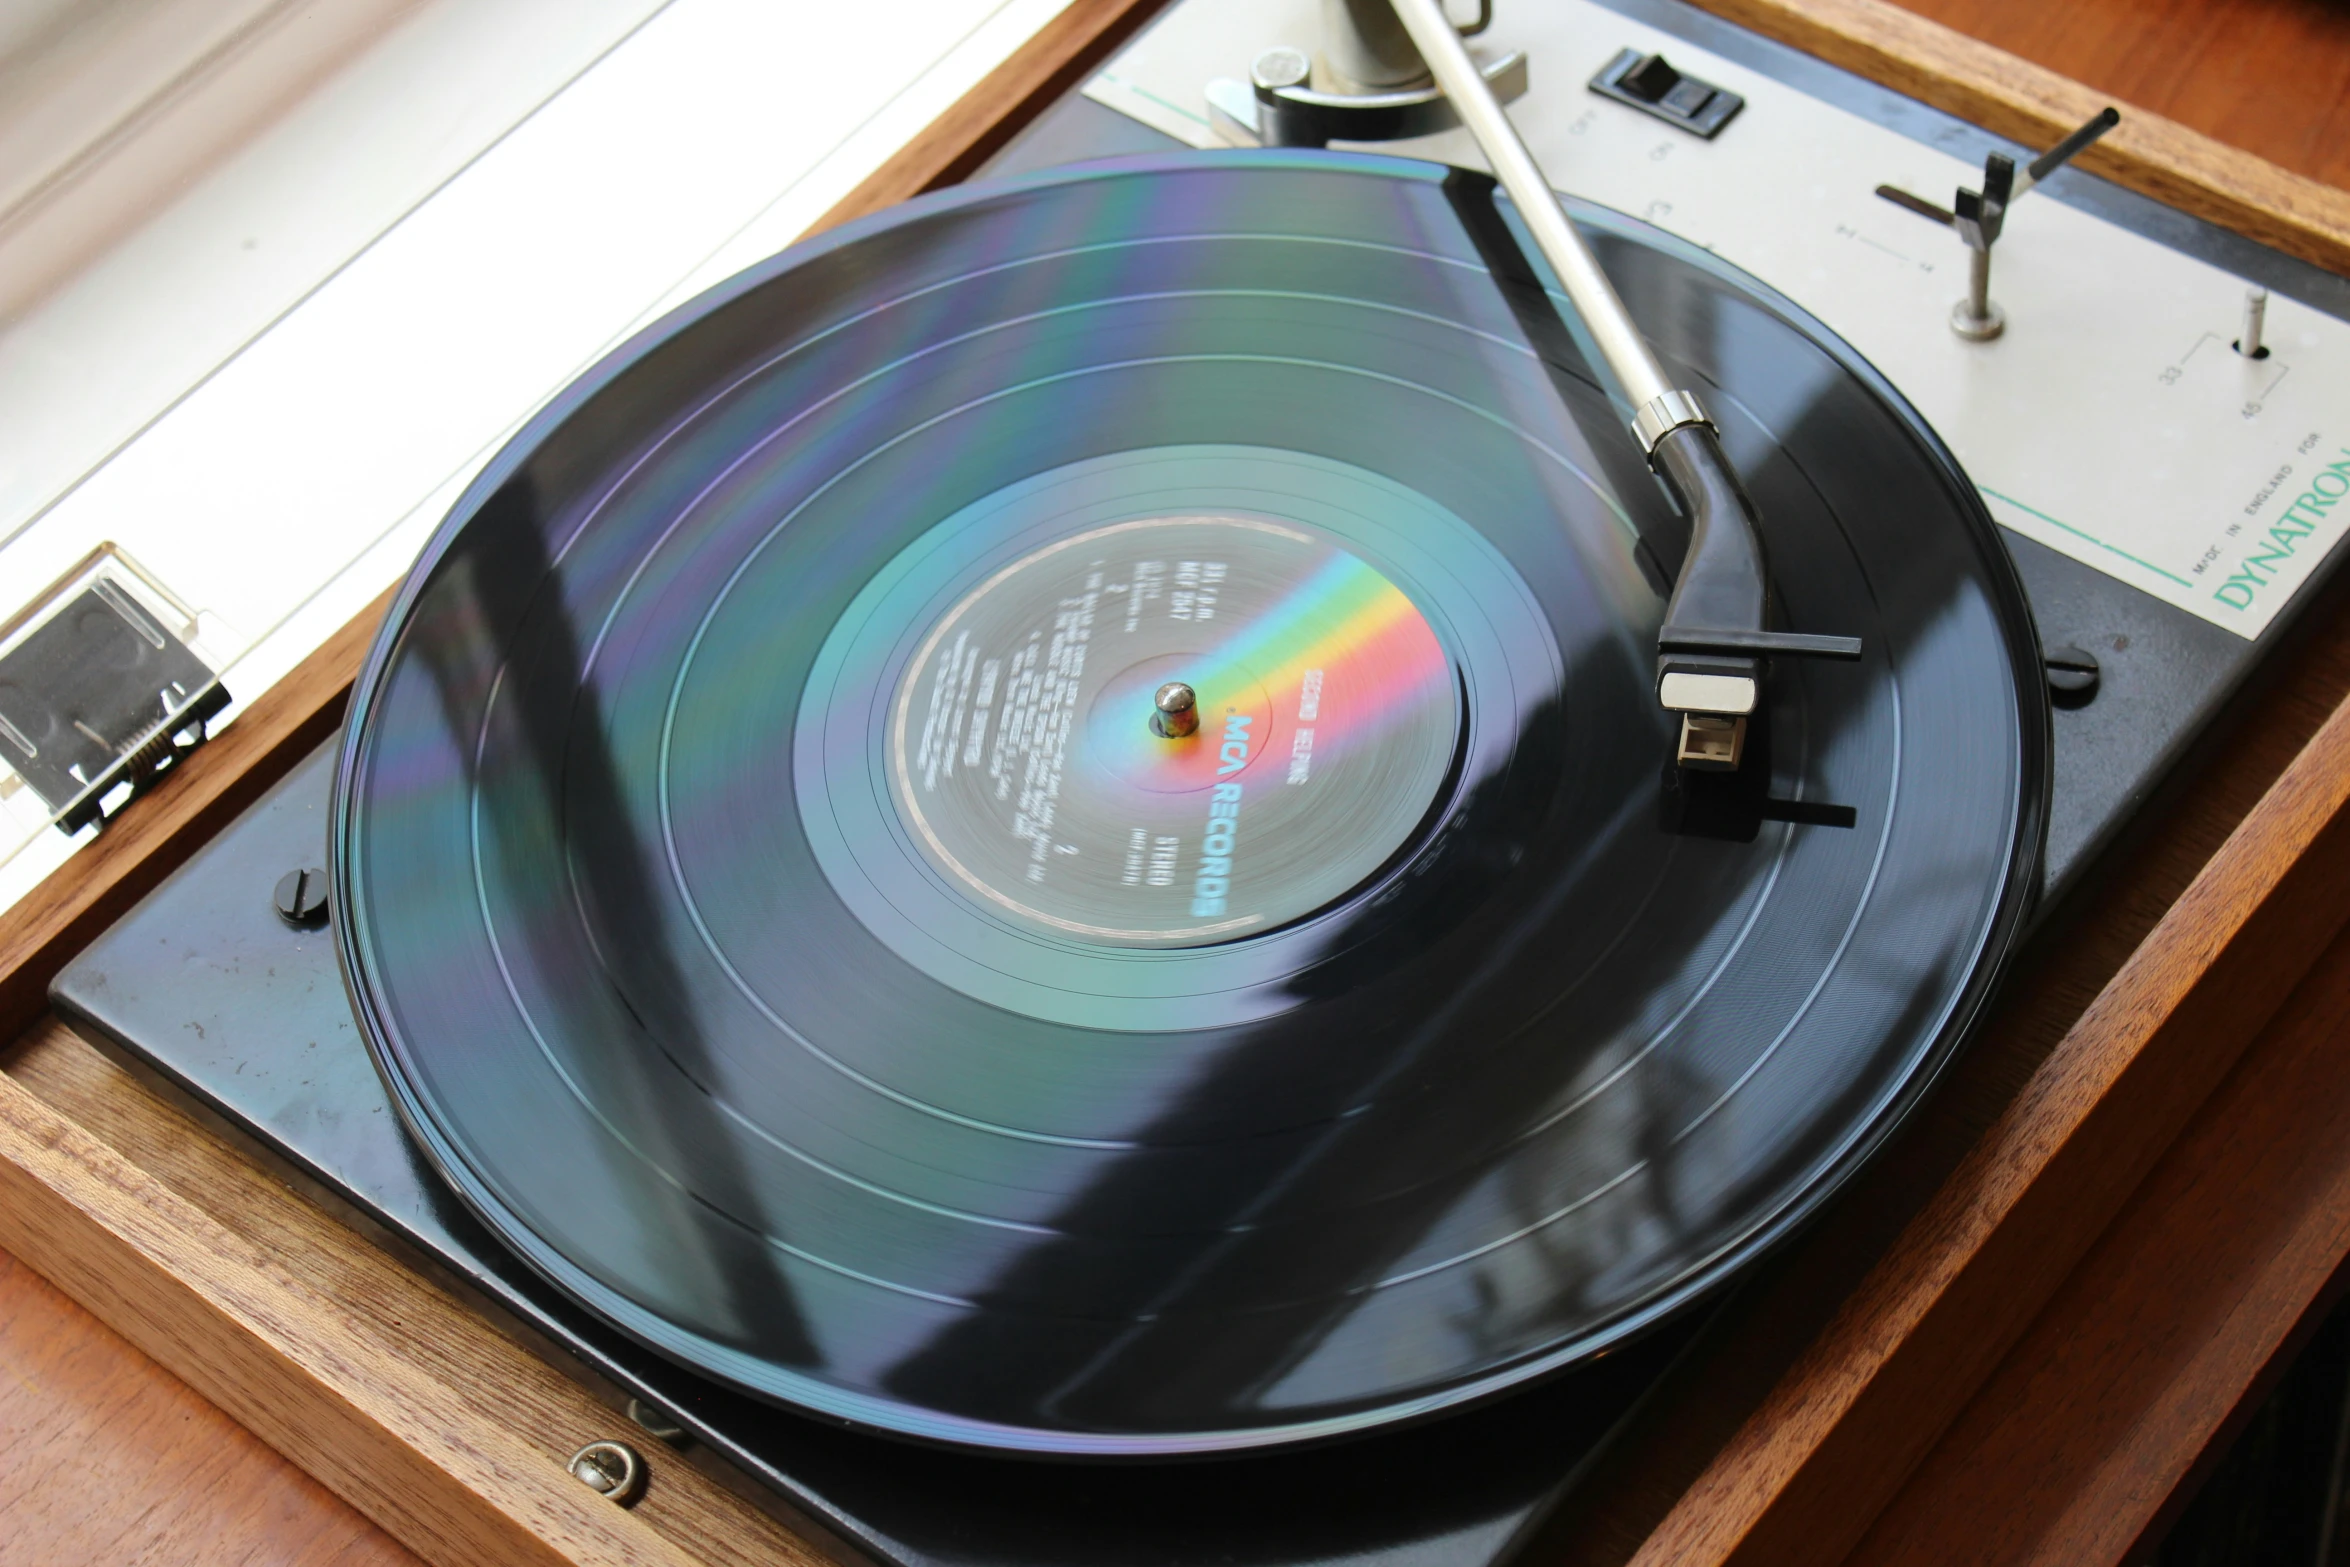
889, 516, 1458, 947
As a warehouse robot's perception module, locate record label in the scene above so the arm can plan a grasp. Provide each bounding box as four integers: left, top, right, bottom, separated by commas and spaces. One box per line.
890, 517, 1459, 946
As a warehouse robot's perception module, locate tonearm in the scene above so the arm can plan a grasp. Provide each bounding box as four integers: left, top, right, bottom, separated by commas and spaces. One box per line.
1228, 1, 1866, 770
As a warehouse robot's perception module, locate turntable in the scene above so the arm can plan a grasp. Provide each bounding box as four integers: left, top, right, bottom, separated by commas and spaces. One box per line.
7, 1, 2350, 1564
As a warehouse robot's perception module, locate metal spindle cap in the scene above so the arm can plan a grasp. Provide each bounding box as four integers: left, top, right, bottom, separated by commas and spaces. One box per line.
1152, 681, 1200, 738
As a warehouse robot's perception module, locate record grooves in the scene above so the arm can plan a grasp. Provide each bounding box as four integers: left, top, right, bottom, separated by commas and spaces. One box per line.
330, 150, 2047, 1455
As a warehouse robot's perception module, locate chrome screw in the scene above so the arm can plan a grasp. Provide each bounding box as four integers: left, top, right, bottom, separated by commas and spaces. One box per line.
272, 866, 329, 928
2044, 644, 2101, 708
567, 1440, 647, 1507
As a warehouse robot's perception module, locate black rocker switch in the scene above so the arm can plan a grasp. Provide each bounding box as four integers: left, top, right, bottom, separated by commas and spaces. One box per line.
1620, 53, 1683, 103
1591, 48, 1744, 138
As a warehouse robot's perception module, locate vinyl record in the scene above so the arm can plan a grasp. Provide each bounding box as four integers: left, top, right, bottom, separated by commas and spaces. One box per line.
331, 150, 2047, 1454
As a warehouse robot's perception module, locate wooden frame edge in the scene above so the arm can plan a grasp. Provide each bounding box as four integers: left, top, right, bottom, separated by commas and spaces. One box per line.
1688, 0, 2350, 275
0, 1057, 680, 1567
4, 1017, 835, 1567
1628, 689, 2350, 1567
1844, 925, 2350, 1564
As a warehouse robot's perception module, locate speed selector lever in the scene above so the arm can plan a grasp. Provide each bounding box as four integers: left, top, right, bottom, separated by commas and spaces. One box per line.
1876, 107, 2119, 341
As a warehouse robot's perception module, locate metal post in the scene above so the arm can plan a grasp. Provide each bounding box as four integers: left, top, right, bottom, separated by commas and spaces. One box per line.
1952, 245, 2004, 341
2238, 285, 2269, 359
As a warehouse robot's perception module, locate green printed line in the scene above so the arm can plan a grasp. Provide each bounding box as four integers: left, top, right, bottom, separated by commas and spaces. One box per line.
1979, 486, 2193, 588
1096, 71, 1210, 129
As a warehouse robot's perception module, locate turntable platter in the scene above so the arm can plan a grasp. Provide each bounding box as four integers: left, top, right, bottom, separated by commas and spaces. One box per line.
331, 151, 2046, 1454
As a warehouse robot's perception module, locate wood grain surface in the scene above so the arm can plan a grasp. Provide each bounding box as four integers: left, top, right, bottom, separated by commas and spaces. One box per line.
6, 1, 2350, 1565
1844, 911, 2350, 1564
1689, 0, 2350, 274
1625, 676, 2350, 1567
1895, 0, 2350, 193
0, 1245, 417, 1567
0, 1020, 828, 1567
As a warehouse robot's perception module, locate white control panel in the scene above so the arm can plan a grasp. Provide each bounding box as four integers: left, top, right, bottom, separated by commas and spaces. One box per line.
1088, 0, 2350, 640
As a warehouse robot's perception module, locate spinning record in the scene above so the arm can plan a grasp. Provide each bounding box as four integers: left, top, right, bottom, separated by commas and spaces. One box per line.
331, 151, 2047, 1454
